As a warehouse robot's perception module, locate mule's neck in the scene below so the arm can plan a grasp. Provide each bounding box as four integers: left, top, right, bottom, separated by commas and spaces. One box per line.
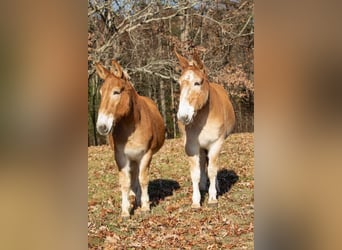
199, 80, 210, 111
123, 81, 141, 124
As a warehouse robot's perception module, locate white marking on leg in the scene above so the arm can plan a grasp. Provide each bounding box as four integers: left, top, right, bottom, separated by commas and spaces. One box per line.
119, 164, 131, 217
208, 166, 218, 204
189, 155, 201, 207
207, 140, 224, 204
138, 152, 152, 211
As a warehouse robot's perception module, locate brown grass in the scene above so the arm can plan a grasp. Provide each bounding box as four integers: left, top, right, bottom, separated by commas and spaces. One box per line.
88, 133, 254, 249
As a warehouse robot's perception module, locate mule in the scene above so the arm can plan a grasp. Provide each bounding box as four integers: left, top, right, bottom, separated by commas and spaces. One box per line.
175, 50, 235, 208
95, 60, 165, 217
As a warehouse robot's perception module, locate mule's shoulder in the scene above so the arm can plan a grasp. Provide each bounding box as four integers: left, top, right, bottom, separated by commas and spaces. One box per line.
137, 94, 165, 152
208, 82, 235, 136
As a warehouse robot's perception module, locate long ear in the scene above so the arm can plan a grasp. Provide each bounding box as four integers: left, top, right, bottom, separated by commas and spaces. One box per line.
192, 50, 204, 70
174, 49, 189, 70
111, 60, 123, 78
95, 63, 110, 80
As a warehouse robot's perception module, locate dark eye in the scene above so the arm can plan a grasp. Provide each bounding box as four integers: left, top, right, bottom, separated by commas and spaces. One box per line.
113, 90, 120, 95
194, 81, 201, 86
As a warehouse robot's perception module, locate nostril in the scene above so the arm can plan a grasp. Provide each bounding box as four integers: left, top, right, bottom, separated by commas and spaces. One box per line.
97, 124, 108, 134
179, 115, 189, 124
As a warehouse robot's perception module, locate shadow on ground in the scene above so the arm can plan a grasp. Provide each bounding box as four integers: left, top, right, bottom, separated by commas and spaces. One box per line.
217, 169, 239, 196
148, 179, 180, 207
199, 169, 239, 204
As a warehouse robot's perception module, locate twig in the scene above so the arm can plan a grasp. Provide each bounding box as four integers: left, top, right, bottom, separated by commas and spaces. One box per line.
238, 15, 253, 36
128, 67, 178, 82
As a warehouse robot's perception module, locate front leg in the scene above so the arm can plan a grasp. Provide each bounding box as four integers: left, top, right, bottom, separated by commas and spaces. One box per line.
207, 139, 224, 206
185, 138, 201, 208
119, 166, 131, 217
138, 151, 152, 212
189, 154, 201, 208
116, 152, 131, 218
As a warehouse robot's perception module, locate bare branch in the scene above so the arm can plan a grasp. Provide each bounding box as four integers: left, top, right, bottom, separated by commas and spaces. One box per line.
128, 67, 178, 82
90, 1, 201, 55
88, 2, 111, 17
235, 32, 254, 38
238, 15, 253, 37
192, 13, 223, 27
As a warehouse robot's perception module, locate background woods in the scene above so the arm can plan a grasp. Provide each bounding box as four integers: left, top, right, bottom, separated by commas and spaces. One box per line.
88, 0, 254, 146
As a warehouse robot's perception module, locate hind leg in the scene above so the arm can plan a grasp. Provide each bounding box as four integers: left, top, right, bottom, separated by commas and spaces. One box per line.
199, 149, 208, 191
130, 162, 139, 206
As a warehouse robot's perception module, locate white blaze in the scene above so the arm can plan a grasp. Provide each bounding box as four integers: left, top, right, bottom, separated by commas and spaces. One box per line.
177, 87, 195, 124
96, 112, 114, 135
177, 71, 198, 124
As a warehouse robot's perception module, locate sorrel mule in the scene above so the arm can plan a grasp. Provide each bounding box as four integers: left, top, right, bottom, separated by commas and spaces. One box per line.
175, 51, 235, 208
95, 61, 165, 217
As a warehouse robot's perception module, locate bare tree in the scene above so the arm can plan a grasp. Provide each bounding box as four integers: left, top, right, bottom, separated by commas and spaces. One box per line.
88, 0, 254, 145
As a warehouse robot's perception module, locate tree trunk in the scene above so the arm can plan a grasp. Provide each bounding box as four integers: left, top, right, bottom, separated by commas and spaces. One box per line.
180, 1, 190, 42
169, 17, 177, 138
91, 76, 98, 145
159, 80, 166, 124
170, 78, 177, 138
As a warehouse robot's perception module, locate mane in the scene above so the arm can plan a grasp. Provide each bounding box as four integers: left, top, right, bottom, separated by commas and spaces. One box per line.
122, 70, 136, 89
122, 70, 131, 81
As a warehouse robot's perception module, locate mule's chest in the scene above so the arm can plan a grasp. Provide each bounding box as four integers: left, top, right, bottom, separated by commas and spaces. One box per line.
114, 133, 149, 161
197, 123, 222, 148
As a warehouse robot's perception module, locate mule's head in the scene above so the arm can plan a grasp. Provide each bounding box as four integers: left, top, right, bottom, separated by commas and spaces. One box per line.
175, 50, 209, 125
95, 60, 132, 135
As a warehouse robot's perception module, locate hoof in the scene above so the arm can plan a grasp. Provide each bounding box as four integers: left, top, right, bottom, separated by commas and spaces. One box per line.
133, 207, 150, 217
141, 210, 150, 214
141, 205, 150, 212
191, 203, 201, 209
208, 201, 218, 208
140, 210, 150, 217
120, 215, 130, 221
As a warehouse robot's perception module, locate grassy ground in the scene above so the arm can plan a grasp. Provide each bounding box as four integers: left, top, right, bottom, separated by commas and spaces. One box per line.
88, 133, 254, 249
